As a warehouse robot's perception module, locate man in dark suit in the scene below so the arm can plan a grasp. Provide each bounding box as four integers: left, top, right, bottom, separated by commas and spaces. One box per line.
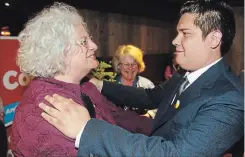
39, 0, 244, 156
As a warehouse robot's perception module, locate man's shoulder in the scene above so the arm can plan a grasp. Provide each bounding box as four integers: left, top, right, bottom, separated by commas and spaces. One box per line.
204, 72, 244, 109
214, 68, 244, 96
224, 69, 243, 92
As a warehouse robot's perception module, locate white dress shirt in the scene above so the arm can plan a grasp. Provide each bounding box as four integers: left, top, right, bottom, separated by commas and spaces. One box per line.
171, 57, 222, 105
185, 58, 222, 89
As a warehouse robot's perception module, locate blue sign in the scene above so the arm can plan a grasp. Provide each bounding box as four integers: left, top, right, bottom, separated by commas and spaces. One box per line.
4, 101, 19, 127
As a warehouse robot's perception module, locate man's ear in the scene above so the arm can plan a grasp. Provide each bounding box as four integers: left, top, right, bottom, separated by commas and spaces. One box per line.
209, 30, 222, 49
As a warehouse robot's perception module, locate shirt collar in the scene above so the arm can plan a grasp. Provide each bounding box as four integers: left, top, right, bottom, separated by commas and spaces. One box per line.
185, 58, 223, 85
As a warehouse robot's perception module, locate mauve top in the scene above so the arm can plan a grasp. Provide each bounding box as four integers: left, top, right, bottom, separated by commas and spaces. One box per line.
11, 77, 152, 157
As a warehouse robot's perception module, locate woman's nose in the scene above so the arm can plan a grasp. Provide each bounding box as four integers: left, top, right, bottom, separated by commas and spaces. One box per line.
88, 40, 98, 51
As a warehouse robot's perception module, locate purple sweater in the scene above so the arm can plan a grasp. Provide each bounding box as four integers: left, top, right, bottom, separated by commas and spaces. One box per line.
11, 77, 152, 157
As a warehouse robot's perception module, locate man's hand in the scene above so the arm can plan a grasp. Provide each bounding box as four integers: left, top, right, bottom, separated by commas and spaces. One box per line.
39, 94, 91, 139
89, 77, 103, 92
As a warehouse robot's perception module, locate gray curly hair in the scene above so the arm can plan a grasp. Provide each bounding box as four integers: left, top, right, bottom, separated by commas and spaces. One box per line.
17, 2, 88, 77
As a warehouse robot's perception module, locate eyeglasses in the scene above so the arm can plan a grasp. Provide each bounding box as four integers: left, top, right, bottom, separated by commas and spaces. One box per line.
77, 36, 93, 47
119, 62, 138, 69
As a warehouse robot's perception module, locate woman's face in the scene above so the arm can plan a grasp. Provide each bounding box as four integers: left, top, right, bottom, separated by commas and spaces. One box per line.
118, 55, 139, 81
65, 25, 98, 80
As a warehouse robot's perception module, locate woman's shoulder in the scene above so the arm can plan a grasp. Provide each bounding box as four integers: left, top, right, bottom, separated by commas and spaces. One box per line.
13, 78, 82, 134
20, 78, 80, 109
137, 76, 155, 88
138, 76, 153, 82
24, 78, 72, 97
12, 79, 78, 157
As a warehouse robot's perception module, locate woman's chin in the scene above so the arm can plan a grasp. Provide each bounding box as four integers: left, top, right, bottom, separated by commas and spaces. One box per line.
122, 76, 135, 81
91, 60, 99, 69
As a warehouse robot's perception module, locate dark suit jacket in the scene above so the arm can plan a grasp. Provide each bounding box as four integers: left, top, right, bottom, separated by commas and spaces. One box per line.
78, 59, 244, 157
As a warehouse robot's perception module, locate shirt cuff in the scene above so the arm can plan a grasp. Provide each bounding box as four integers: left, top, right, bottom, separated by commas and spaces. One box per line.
75, 122, 88, 148
147, 109, 157, 119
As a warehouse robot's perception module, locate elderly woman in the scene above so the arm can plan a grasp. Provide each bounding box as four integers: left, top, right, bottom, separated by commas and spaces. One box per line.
112, 45, 156, 117
11, 3, 152, 157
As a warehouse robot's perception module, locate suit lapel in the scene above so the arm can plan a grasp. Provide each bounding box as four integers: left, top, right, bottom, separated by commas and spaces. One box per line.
152, 59, 226, 133
152, 73, 184, 130
179, 59, 226, 107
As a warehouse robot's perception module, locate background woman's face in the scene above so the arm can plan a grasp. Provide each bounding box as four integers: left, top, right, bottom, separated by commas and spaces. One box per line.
119, 55, 139, 81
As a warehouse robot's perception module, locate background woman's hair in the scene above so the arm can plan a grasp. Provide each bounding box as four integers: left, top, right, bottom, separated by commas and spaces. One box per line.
112, 45, 145, 73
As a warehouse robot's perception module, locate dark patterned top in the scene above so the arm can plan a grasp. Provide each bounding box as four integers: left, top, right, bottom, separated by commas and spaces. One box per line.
11, 77, 153, 157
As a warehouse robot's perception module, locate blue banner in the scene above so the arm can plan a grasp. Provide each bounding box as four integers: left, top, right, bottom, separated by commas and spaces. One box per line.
4, 101, 19, 127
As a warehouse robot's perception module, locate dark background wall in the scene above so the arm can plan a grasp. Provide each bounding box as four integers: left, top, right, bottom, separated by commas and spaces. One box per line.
80, 6, 244, 80
80, 9, 176, 57
224, 7, 244, 75
0, 0, 244, 79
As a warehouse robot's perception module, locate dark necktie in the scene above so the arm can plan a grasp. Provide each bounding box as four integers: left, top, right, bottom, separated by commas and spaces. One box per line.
178, 76, 189, 96
171, 76, 189, 106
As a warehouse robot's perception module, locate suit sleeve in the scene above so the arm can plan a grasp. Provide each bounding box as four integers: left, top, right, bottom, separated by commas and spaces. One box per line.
77, 92, 244, 157
101, 81, 165, 109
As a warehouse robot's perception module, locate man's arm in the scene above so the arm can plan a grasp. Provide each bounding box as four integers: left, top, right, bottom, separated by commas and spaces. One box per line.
101, 81, 165, 109
39, 93, 244, 157
78, 99, 243, 157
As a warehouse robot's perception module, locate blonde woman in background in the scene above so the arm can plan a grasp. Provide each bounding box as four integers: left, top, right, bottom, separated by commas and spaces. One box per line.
112, 45, 157, 118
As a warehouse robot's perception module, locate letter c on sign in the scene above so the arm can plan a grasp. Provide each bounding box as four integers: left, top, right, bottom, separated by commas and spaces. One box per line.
3, 70, 18, 90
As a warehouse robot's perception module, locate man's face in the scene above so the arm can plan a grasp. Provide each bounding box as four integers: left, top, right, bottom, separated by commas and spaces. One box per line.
172, 13, 218, 71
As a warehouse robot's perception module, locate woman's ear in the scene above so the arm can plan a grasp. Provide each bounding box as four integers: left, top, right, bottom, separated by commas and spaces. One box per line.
117, 64, 121, 72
